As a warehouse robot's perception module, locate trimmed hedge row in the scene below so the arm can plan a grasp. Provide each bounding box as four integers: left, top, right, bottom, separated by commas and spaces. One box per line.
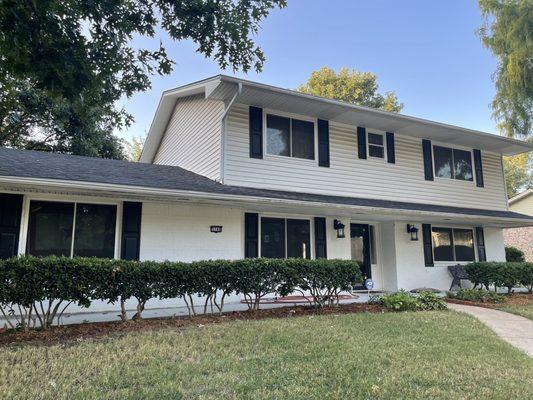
465, 262, 533, 293
0, 256, 362, 330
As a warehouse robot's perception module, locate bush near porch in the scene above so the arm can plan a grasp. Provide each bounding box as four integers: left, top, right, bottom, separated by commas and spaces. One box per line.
464, 261, 533, 293
0, 256, 361, 331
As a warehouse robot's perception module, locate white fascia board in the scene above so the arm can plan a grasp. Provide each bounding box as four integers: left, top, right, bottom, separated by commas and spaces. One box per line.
2, 176, 532, 228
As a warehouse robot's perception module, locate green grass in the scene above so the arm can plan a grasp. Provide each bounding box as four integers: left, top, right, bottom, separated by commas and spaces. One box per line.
1, 311, 532, 400
496, 304, 533, 320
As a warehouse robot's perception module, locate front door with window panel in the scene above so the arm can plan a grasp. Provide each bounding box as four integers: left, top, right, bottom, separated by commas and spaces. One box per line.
350, 224, 371, 287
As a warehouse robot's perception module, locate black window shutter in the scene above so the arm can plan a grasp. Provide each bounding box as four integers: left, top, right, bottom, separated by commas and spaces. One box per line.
0, 194, 23, 259
249, 106, 263, 159
422, 139, 434, 181
473, 149, 484, 188
317, 119, 330, 167
121, 202, 142, 260
386, 132, 395, 164
314, 217, 327, 259
475, 227, 486, 261
357, 127, 367, 159
244, 213, 259, 258
422, 224, 434, 267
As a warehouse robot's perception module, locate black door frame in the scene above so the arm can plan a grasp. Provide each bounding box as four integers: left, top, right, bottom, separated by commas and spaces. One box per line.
350, 223, 372, 288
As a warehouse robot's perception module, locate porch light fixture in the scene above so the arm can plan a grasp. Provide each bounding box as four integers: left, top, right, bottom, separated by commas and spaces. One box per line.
333, 219, 346, 238
406, 224, 419, 241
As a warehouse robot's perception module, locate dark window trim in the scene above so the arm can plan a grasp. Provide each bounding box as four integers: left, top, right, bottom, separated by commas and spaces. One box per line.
431, 225, 477, 263
433, 145, 474, 183
264, 111, 316, 161
259, 215, 313, 259
26, 199, 119, 258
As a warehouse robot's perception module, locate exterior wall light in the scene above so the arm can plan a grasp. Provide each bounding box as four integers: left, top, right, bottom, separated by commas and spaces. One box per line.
333, 219, 346, 238
406, 224, 419, 241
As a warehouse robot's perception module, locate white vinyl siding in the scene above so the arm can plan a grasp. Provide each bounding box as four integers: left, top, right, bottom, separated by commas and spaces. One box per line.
223, 103, 507, 210
154, 95, 224, 181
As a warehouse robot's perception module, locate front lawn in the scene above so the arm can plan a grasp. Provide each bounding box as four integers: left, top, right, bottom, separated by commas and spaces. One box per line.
496, 293, 533, 320
1, 311, 532, 400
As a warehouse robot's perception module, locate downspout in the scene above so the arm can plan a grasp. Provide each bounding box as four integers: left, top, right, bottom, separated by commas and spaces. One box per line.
219, 83, 242, 184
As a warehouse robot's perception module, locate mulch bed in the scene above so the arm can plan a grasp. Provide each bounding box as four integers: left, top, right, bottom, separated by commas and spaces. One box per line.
0, 302, 385, 347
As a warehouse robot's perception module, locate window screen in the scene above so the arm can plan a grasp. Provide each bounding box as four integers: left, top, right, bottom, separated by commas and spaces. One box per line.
261, 218, 285, 258
431, 227, 454, 261
73, 203, 117, 258
287, 219, 311, 259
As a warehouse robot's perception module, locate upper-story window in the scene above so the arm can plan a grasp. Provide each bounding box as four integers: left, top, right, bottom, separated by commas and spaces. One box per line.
368, 132, 385, 159
266, 114, 315, 160
433, 146, 473, 181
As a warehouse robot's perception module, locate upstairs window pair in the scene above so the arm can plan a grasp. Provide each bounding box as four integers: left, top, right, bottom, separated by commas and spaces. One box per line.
266, 114, 315, 160
434, 146, 473, 181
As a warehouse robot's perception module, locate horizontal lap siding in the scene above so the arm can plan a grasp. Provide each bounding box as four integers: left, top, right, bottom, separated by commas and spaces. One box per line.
154, 95, 224, 181
224, 104, 507, 210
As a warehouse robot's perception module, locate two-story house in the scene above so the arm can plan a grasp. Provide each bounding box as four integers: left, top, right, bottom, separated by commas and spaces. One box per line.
1, 75, 532, 307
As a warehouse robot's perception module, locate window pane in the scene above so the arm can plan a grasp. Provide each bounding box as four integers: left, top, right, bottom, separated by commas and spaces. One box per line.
266, 115, 290, 156
432, 227, 454, 261
287, 219, 310, 259
453, 229, 475, 261
261, 218, 285, 258
368, 133, 383, 146
74, 204, 117, 258
453, 149, 473, 181
369, 145, 384, 158
434, 146, 453, 178
27, 201, 74, 257
291, 119, 315, 160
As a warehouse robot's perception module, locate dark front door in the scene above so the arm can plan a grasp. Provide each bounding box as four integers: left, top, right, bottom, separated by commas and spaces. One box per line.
350, 223, 371, 288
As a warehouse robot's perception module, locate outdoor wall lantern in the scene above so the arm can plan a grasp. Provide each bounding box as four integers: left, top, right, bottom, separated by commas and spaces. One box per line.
210, 225, 223, 233
333, 219, 346, 238
406, 224, 419, 241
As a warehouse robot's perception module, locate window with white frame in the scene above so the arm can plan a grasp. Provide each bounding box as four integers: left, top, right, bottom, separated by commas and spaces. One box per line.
266, 114, 315, 160
433, 146, 473, 181
431, 227, 475, 262
260, 217, 311, 259
26, 200, 117, 258
367, 132, 385, 159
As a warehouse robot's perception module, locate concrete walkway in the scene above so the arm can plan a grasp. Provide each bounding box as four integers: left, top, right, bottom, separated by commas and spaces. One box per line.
448, 303, 533, 357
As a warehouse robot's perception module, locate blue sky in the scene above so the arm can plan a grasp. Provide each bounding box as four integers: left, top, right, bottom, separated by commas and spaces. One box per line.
119, 0, 498, 141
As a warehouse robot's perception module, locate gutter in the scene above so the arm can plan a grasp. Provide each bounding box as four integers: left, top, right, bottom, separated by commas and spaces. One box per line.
2, 176, 533, 227
219, 82, 242, 183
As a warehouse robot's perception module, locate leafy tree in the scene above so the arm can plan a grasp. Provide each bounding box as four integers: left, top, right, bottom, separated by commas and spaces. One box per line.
477, 0, 533, 138
0, 0, 286, 158
125, 136, 146, 162
297, 67, 403, 112
504, 149, 532, 198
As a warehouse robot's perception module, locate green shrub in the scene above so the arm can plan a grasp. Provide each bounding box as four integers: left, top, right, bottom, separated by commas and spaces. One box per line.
446, 288, 504, 304
505, 246, 525, 262
516, 262, 533, 293
0, 256, 361, 329
370, 290, 446, 311
416, 291, 447, 310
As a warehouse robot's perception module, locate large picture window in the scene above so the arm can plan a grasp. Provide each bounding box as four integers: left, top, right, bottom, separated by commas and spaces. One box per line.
261, 217, 310, 259
433, 146, 473, 181
431, 227, 475, 262
266, 114, 315, 160
27, 200, 117, 258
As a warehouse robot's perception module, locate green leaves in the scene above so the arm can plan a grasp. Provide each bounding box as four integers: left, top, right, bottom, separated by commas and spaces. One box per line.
465, 261, 533, 293
297, 67, 403, 112
0, 256, 361, 328
477, 0, 533, 138
0, 0, 286, 157
370, 290, 446, 311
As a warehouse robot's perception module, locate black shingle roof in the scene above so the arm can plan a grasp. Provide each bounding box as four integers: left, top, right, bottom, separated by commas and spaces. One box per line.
1, 147, 531, 221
